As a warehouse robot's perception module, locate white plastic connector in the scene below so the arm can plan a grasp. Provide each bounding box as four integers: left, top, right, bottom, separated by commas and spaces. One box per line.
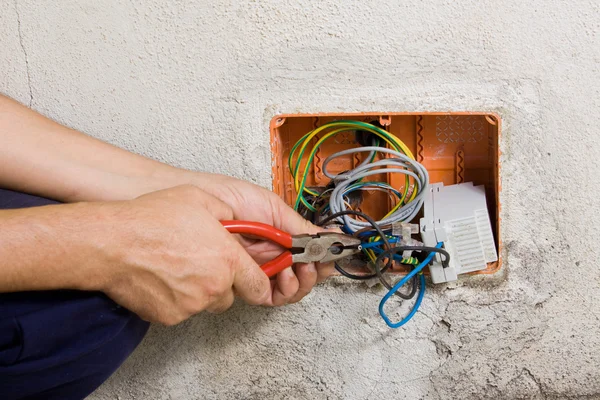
420, 182, 498, 284
392, 222, 421, 258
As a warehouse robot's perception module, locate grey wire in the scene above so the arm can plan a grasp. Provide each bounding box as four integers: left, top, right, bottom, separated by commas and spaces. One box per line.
328, 136, 377, 185
348, 186, 401, 203
322, 146, 429, 231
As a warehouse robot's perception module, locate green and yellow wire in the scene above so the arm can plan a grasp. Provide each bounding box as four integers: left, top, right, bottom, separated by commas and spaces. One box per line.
288, 121, 416, 212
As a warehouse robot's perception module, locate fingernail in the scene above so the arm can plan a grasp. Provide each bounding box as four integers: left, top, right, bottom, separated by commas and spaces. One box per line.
307, 263, 317, 274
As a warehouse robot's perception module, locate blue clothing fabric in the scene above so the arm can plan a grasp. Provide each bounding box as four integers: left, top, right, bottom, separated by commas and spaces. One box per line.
0, 189, 150, 399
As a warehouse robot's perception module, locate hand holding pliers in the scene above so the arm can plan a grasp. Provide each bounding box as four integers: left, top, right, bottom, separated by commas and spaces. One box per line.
221, 220, 362, 277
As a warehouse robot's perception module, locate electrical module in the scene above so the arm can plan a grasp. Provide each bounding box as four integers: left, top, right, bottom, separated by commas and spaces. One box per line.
269, 113, 501, 328
420, 182, 498, 283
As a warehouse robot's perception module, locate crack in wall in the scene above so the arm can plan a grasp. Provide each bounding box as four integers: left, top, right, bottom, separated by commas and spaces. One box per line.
523, 368, 547, 399
14, 0, 33, 107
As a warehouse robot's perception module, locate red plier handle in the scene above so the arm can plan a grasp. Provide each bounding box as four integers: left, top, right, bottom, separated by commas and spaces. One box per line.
222, 220, 361, 278
221, 220, 294, 277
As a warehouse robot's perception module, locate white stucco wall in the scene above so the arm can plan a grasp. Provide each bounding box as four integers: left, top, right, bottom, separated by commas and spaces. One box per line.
1, 1, 599, 398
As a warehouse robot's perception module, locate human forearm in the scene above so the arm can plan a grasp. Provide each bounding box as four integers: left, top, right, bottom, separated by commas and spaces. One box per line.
0, 186, 272, 324
0, 93, 332, 303
0, 203, 111, 292
0, 94, 189, 202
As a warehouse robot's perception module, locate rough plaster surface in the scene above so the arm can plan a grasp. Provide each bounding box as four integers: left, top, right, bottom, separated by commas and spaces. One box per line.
1, 0, 600, 398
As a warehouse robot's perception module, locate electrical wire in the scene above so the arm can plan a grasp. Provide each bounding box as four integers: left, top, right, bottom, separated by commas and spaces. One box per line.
384, 246, 450, 269
288, 121, 415, 212
287, 120, 454, 325
316, 209, 391, 276
323, 147, 429, 232
378, 243, 447, 328
316, 210, 418, 300
342, 182, 404, 208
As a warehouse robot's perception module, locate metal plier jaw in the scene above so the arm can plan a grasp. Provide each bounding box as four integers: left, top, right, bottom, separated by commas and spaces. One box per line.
221, 220, 362, 277
291, 233, 362, 264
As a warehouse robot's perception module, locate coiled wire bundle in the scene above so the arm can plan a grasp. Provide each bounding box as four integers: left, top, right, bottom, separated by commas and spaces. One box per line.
288, 120, 448, 328
323, 146, 429, 232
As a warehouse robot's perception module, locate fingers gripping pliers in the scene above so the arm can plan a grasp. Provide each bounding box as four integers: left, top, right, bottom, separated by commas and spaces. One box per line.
221, 220, 362, 277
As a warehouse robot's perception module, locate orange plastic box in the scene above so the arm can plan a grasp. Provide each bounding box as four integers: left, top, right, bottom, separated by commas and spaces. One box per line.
270, 113, 501, 277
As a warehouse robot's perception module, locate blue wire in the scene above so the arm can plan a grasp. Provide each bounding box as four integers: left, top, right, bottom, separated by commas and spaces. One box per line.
341, 225, 353, 235
357, 229, 393, 239
360, 238, 399, 249
378, 242, 443, 328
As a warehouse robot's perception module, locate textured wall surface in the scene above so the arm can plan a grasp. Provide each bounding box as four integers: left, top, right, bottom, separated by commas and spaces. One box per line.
2, 1, 599, 399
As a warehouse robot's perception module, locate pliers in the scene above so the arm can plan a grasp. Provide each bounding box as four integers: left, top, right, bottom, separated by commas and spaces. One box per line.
221, 220, 362, 277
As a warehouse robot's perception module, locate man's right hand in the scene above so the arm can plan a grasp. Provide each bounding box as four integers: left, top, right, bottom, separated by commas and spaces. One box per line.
81, 185, 272, 325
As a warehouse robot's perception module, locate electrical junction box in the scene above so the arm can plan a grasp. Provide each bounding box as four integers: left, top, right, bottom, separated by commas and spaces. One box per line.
270, 113, 502, 280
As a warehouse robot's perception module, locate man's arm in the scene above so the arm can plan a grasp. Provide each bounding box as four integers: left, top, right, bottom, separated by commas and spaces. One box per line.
0, 93, 333, 309
0, 202, 103, 293
0, 185, 271, 325
0, 94, 186, 202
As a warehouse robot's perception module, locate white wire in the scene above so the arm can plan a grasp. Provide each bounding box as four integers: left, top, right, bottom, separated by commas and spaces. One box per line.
347, 186, 401, 204
323, 147, 429, 232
